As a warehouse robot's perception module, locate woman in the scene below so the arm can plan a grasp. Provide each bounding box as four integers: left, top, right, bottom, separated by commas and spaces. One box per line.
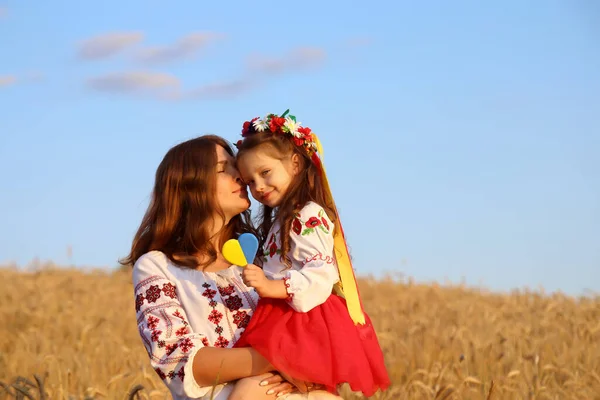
121, 135, 338, 399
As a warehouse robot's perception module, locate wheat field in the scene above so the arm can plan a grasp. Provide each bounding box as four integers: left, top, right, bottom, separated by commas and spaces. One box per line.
1, 265, 599, 400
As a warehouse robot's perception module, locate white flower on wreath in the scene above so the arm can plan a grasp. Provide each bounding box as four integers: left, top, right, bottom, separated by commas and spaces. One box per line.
284, 116, 301, 137
253, 117, 269, 132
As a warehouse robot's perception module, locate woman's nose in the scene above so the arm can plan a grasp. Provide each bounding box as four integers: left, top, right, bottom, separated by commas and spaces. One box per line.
231, 168, 242, 182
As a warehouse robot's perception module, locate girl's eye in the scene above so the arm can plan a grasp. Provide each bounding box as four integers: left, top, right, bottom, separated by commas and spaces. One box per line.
261, 170, 270, 176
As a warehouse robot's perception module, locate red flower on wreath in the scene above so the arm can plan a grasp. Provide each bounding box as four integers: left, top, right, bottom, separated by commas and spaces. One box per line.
298, 126, 312, 138
269, 116, 286, 133
242, 117, 259, 137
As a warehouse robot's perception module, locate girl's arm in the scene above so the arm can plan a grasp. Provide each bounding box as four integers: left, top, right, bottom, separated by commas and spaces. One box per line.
245, 202, 340, 312
284, 202, 340, 312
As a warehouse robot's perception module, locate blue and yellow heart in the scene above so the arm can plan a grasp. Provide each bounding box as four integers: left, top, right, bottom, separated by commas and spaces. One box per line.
222, 233, 259, 267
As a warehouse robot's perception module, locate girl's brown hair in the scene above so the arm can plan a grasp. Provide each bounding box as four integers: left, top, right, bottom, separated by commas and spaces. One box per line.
236, 133, 337, 268
120, 135, 255, 269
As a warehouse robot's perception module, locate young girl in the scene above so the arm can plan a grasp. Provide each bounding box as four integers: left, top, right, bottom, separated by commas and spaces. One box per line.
232, 110, 390, 397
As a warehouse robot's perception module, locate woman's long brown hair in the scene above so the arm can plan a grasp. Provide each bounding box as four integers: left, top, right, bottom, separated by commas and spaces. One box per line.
120, 135, 255, 269
236, 133, 337, 269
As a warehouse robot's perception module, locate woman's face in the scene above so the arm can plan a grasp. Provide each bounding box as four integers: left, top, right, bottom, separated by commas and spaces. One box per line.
215, 145, 250, 221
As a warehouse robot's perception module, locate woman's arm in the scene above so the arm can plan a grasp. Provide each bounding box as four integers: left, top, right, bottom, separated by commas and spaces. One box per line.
192, 346, 273, 387
133, 253, 283, 398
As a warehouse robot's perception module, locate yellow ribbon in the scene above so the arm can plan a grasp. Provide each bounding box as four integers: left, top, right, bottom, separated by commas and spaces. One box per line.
313, 134, 366, 325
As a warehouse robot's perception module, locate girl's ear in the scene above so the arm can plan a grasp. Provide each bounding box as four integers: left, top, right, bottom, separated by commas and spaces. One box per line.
291, 153, 301, 176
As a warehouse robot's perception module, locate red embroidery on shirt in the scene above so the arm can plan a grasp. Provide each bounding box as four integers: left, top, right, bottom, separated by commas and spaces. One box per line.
135, 276, 192, 383
146, 285, 162, 303
175, 326, 188, 337
162, 283, 177, 299
283, 277, 294, 301
302, 253, 334, 266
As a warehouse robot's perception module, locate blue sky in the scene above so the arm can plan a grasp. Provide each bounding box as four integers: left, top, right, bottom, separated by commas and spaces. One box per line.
1, 1, 598, 295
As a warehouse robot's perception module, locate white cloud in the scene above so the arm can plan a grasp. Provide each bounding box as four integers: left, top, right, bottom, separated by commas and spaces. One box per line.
86, 71, 180, 99
77, 32, 144, 60
0, 75, 17, 87
136, 32, 225, 64
184, 78, 256, 100
247, 47, 326, 74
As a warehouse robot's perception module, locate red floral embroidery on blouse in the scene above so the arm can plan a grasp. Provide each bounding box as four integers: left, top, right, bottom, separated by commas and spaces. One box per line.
269, 242, 278, 257
225, 295, 243, 311
179, 337, 194, 353
218, 284, 235, 296
292, 217, 302, 235
214, 336, 230, 348
208, 309, 223, 324
283, 277, 294, 301
165, 343, 178, 355
305, 217, 321, 228
233, 310, 250, 329
162, 283, 177, 299
146, 285, 162, 303
151, 329, 162, 342
321, 217, 329, 230
135, 294, 145, 312
135, 275, 193, 386
147, 315, 159, 330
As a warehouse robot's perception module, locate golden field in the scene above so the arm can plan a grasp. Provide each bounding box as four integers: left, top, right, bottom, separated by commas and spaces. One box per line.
1, 265, 599, 399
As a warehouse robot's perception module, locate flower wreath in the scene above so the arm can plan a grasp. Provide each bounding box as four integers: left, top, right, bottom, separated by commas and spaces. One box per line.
236, 109, 318, 160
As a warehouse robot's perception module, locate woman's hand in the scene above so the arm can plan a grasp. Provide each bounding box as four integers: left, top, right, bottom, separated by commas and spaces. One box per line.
258, 372, 296, 397
275, 370, 325, 394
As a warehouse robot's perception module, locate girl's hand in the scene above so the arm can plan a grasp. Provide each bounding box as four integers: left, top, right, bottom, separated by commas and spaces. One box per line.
242, 265, 290, 299
242, 264, 271, 296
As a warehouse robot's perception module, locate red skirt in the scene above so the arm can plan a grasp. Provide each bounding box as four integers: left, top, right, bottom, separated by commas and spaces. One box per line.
234, 294, 390, 397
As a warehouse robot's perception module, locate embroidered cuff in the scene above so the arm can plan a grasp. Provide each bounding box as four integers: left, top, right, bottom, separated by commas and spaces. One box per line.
282, 277, 294, 301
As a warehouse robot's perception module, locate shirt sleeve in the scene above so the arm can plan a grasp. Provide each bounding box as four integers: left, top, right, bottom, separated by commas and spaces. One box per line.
133, 253, 211, 399
283, 202, 340, 312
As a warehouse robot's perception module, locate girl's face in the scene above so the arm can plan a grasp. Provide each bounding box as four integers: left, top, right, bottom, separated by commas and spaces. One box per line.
215, 145, 250, 220
237, 147, 299, 208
